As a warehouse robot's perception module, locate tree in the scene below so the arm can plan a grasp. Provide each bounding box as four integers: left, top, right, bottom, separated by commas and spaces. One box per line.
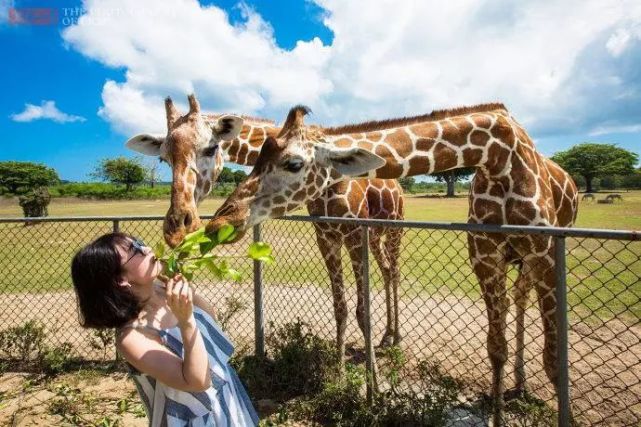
217, 167, 236, 184
398, 177, 415, 192
91, 157, 145, 191
0, 161, 59, 194
432, 168, 475, 197
18, 187, 51, 220
551, 143, 638, 193
232, 169, 247, 184
622, 168, 641, 190
142, 158, 161, 188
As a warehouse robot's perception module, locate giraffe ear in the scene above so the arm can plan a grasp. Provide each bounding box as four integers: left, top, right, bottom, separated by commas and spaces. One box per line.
125, 134, 165, 156
213, 115, 244, 141
314, 144, 386, 177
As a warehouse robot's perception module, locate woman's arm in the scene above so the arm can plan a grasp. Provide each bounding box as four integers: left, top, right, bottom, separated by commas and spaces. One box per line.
117, 276, 211, 392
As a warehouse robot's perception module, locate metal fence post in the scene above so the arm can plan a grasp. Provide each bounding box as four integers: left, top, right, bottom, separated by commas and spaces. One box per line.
554, 236, 570, 427
361, 225, 377, 404
112, 220, 120, 233
253, 224, 265, 358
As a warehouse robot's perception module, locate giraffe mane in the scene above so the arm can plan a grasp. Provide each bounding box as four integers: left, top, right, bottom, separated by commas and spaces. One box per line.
204, 113, 275, 125
321, 103, 508, 135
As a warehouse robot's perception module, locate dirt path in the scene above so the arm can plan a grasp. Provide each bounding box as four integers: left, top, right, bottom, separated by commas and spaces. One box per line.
0, 284, 639, 425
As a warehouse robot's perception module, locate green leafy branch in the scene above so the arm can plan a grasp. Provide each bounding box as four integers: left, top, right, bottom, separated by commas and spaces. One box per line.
153, 224, 274, 282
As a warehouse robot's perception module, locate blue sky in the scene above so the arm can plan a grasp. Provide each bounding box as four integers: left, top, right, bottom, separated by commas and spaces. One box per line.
1, 0, 640, 182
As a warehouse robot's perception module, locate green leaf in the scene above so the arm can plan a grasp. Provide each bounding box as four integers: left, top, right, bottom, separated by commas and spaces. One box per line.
183, 227, 206, 243
248, 242, 273, 261
182, 261, 198, 274
204, 258, 223, 279
199, 235, 218, 255
217, 224, 237, 243
175, 227, 212, 253
183, 271, 194, 281
165, 255, 178, 276
225, 268, 242, 282
153, 241, 165, 259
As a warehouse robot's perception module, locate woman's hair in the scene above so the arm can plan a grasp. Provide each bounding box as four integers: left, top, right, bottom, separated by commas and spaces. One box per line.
71, 232, 144, 329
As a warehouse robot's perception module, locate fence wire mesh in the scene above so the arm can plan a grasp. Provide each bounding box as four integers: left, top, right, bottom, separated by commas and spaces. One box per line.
0, 216, 639, 426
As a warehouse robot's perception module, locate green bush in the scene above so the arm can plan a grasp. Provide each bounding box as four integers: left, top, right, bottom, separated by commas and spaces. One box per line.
88, 329, 116, 361
40, 342, 76, 375
298, 350, 463, 427
49, 182, 171, 199
47, 182, 238, 199
0, 320, 46, 361
233, 320, 340, 401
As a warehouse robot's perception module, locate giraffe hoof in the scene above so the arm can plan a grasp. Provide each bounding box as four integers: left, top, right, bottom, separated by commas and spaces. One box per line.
504, 387, 526, 401
379, 335, 394, 348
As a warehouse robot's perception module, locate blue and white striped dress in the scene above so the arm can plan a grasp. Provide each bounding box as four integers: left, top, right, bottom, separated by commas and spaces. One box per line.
121, 306, 259, 426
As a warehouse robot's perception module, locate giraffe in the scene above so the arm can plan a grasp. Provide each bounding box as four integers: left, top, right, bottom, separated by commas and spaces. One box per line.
205, 104, 579, 425
125, 96, 406, 365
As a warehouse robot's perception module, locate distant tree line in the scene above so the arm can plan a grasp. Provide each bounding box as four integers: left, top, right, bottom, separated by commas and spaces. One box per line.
0, 142, 639, 212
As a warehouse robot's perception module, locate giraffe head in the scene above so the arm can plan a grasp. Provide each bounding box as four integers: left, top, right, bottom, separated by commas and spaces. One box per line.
205, 105, 386, 241
125, 94, 244, 247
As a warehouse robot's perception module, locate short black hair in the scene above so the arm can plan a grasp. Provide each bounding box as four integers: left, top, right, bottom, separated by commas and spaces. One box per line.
71, 232, 144, 329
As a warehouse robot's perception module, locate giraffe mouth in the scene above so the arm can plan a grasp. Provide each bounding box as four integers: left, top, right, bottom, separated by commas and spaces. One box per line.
163, 209, 203, 248
205, 201, 250, 243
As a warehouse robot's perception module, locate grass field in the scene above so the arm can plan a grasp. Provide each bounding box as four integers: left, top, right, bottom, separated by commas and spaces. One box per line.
0, 191, 639, 322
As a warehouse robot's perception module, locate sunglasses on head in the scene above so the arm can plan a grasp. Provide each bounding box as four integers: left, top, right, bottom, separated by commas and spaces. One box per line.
123, 238, 147, 266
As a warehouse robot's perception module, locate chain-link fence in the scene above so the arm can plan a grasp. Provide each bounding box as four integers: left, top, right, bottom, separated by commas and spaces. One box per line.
0, 215, 639, 426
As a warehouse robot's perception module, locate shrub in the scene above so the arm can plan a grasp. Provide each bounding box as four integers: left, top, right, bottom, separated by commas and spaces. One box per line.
216, 295, 247, 332
48, 182, 238, 199
40, 342, 75, 375
233, 320, 340, 401
0, 320, 46, 361
88, 329, 116, 360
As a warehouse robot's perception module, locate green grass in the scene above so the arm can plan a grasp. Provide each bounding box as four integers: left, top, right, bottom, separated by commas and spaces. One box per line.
0, 191, 639, 323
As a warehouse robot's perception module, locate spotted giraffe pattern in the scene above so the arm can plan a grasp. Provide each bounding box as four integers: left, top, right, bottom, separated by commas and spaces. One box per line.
207, 104, 579, 425
129, 95, 407, 362
219, 124, 408, 354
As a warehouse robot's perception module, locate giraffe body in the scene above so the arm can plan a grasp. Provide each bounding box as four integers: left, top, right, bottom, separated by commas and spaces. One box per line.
125, 96, 407, 365
308, 179, 405, 357
207, 104, 579, 425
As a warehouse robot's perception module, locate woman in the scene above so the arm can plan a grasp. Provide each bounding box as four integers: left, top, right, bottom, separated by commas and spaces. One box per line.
71, 232, 258, 426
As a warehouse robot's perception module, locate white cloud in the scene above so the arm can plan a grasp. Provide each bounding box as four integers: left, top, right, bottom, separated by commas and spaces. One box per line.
10, 101, 86, 123
63, 0, 641, 137
62, 0, 331, 134
589, 123, 641, 136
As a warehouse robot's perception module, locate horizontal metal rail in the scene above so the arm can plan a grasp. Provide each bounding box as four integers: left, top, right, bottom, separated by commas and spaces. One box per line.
1, 214, 639, 241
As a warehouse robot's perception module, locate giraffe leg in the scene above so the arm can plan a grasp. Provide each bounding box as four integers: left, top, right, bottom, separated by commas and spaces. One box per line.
512, 265, 530, 395
368, 229, 394, 347
313, 225, 348, 369
528, 253, 559, 394
385, 227, 404, 345
469, 234, 509, 426
345, 228, 379, 390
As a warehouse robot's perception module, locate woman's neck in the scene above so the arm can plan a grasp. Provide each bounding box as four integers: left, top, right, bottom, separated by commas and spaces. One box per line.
134, 282, 174, 328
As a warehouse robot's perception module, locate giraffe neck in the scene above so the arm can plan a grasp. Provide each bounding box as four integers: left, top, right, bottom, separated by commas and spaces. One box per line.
220, 123, 280, 166
193, 149, 223, 204
325, 108, 525, 180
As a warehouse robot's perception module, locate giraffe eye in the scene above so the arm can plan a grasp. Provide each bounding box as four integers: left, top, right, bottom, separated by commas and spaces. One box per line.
202, 145, 218, 157
283, 158, 304, 173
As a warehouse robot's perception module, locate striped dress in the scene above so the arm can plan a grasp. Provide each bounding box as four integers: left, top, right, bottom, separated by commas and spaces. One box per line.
121, 306, 259, 426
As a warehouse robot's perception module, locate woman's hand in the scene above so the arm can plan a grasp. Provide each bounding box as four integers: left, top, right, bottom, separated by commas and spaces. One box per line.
165, 274, 194, 327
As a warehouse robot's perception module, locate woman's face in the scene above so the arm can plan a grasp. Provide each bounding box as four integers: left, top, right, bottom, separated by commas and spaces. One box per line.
117, 237, 162, 286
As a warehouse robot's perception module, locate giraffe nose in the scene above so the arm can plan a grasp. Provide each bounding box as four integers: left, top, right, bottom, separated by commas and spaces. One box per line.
183, 212, 192, 228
